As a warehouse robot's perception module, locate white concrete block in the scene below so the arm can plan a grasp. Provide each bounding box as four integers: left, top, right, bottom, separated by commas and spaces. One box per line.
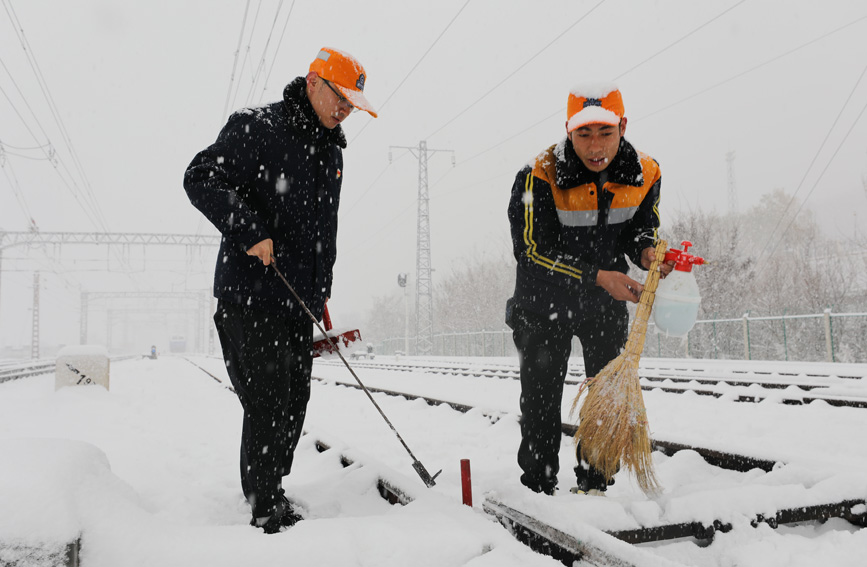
55, 345, 110, 391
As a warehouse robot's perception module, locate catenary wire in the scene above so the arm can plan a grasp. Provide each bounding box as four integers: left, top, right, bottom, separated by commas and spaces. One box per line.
3, 1, 147, 285
343, 149, 410, 213
222, 0, 252, 121
0, 79, 103, 230
4, 0, 110, 232
342, 0, 746, 255
257, 0, 297, 104
244, 0, 285, 106
442, 12, 867, 180
753, 59, 867, 269
228, 0, 263, 115
638, 15, 867, 123
341, 9, 867, 270
348, 0, 473, 145
613, 0, 748, 81
0, 158, 35, 225
421, 0, 751, 180
754, 90, 867, 280
424, 0, 607, 141
0, 140, 50, 151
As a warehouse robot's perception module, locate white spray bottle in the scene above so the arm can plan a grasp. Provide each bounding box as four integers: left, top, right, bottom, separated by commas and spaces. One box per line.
653, 240, 706, 337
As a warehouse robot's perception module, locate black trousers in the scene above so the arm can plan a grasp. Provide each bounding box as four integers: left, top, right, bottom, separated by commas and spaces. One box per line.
508, 300, 628, 494
214, 300, 313, 520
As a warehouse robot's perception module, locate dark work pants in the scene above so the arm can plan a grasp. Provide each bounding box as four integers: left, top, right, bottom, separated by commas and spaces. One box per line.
214, 300, 313, 520
509, 300, 628, 494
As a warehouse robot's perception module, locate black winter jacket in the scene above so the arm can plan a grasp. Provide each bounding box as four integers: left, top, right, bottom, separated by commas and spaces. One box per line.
184, 77, 346, 320
507, 136, 661, 323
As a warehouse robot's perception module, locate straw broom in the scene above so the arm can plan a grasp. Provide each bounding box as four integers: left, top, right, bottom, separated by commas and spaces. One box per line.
570, 240, 668, 495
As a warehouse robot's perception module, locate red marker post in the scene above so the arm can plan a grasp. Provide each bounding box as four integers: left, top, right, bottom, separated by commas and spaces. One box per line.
460, 459, 472, 507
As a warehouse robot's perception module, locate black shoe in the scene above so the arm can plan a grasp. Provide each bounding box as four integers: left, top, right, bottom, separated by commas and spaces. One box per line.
254, 516, 284, 534
279, 495, 304, 528
251, 497, 304, 534
522, 481, 557, 496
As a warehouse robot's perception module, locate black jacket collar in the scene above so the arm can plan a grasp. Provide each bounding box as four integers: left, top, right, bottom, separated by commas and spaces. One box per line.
555, 136, 643, 189
282, 76, 347, 149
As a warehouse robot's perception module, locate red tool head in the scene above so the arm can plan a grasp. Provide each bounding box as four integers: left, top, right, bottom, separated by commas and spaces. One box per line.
663, 240, 706, 272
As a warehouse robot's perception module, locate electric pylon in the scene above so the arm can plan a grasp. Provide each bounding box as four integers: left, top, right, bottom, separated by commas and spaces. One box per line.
389, 141, 454, 355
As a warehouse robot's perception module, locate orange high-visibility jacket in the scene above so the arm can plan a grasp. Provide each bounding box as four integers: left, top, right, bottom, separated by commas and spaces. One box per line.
507, 136, 661, 320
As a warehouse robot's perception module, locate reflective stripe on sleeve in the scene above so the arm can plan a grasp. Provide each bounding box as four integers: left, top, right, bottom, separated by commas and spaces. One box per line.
523, 174, 583, 280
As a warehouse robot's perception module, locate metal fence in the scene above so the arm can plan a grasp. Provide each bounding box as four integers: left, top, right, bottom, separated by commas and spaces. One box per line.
375, 310, 867, 363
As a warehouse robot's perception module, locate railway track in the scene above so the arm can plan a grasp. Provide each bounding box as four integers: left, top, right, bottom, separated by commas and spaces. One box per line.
307, 373, 865, 564
0, 355, 139, 384
316, 358, 867, 409
183, 356, 866, 565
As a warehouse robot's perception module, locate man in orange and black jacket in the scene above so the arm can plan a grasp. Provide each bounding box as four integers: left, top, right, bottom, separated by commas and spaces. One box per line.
506, 84, 672, 496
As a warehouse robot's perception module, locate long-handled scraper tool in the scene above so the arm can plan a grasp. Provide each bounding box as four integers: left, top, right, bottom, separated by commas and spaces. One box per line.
312, 303, 362, 358
269, 257, 441, 487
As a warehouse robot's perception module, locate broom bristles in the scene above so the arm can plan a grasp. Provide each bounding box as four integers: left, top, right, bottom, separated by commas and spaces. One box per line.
570, 240, 668, 496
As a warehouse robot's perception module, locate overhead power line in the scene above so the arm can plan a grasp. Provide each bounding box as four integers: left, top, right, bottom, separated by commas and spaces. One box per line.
639, 14, 867, 123
613, 0, 748, 81
754, 62, 867, 276
3, 0, 109, 232
425, 0, 607, 141
244, 0, 286, 106
0, 157, 36, 226
349, 0, 473, 145
229, 0, 265, 114
0, 58, 104, 230
257, 0, 297, 104
444, 11, 867, 179
222, 0, 252, 120
343, 149, 409, 214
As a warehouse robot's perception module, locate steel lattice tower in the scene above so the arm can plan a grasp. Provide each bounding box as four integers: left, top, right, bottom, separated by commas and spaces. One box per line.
31, 272, 40, 359
415, 141, 433, 355
389, 142, 454, 355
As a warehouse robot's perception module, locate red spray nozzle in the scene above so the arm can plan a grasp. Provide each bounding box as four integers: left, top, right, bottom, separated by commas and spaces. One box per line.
663, 240, 706, 272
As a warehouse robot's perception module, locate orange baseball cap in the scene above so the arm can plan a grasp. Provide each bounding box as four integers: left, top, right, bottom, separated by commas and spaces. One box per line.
566, 83, 624, 132
310, 47, 378, 118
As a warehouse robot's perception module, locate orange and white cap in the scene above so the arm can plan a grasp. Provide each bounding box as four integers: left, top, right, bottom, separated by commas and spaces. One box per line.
566, 83, 624, 132
310, 47, 378, 118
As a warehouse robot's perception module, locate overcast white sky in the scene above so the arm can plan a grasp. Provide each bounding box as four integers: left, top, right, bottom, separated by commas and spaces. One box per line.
2, 0, 866, 350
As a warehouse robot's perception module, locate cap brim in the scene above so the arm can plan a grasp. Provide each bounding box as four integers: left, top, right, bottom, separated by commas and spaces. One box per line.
567, 106, 620, 132
334, 84, 378, 118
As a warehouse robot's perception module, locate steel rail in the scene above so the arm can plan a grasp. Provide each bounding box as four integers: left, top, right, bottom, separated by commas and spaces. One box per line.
147, 358, 867, 562
314, 375, 781, 473
316, 359, 867, 409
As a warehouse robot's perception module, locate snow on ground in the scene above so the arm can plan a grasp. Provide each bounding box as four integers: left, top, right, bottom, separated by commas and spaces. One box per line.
1, 354, 866, 566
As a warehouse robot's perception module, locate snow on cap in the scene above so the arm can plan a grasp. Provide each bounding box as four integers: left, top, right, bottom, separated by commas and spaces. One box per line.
566, 82, 624, 132
309, 47, 378, 118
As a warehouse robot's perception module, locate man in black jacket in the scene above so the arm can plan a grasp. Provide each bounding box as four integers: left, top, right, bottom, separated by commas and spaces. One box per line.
506, 84, 672, 496
184, 47, 377, 533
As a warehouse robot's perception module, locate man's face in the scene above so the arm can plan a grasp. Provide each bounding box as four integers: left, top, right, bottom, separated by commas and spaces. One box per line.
569, 120, 626, 172
307, 73, 353, 129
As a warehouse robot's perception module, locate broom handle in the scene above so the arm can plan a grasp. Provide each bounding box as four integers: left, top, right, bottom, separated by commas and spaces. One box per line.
624, 240, 668, 356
